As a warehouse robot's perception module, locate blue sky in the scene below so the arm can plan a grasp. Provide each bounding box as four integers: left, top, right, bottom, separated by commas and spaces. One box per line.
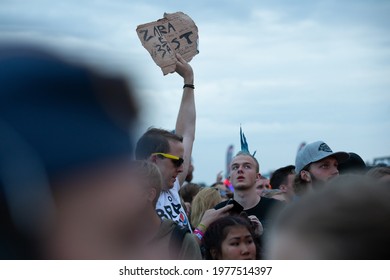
1, 0, 389, 184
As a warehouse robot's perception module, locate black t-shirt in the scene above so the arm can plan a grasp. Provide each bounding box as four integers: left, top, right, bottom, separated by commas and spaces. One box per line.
245, 197, 284, 233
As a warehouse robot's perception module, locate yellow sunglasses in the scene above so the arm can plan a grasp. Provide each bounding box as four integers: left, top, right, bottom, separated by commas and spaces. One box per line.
152, 153, 184, 167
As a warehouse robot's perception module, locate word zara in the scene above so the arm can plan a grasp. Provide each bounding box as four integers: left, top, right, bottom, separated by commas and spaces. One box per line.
138, 22, 194, 59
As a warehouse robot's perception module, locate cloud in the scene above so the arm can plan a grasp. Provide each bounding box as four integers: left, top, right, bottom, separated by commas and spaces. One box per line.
1, 0, 389, 184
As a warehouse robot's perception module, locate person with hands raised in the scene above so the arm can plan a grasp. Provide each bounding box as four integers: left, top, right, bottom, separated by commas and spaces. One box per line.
135, 53, 196, 232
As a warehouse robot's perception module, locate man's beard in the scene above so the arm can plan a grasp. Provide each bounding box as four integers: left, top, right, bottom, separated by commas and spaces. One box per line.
310, 172, 327, 190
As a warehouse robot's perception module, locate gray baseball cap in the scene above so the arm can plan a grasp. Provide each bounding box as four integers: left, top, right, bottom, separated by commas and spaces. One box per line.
295, 141, 349, 173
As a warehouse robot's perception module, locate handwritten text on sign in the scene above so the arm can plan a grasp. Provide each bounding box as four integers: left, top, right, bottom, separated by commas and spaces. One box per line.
136, 12, 199, 75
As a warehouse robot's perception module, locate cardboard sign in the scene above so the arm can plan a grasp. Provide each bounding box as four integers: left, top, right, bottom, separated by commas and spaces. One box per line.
136, 12, 199, 75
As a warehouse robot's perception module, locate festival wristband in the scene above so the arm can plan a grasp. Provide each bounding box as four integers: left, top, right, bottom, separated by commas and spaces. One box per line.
197, 223, 207, 232
183, 84, 195, 89
193, 228, 204, 240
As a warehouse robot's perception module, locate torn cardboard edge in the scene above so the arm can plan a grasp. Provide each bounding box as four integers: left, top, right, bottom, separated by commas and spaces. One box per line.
136, 12, 199, 75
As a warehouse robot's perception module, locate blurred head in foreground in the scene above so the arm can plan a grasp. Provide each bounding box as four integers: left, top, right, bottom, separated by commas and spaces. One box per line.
0, 44, 138, 259
266, 175, 390, 259
366, 166, 390, 183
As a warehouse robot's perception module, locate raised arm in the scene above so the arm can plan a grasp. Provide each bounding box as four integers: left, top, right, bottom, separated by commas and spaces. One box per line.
174, 54, 196, 186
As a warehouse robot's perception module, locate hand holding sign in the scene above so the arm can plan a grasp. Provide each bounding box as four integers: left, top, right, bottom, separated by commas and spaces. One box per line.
136, 12, 199, 75
175, 53, 194, 84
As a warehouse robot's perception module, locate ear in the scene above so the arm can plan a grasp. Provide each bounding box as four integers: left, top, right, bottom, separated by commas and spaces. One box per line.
149, 154, 158, 164
280, 184, 287, 192
256, 173, 261, 180
300, 170, 312, 182
147, 188, 157, 203
210, 248, 219, 260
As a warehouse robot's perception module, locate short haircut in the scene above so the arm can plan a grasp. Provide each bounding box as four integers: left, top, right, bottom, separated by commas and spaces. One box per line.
261, 188, 284, 198
135, 128, 183, 160
232, 151, 260, 173
179, 183, 201, 203
270, 165, 295, 189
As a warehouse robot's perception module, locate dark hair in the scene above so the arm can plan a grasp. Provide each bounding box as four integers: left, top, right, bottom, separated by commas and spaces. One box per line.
135, 128, 183, 160
203, 216, 259, 260
232, 151, 260, 173
293, 164, 311, 196
270, 165, 295, 189
179, 183, 201, 203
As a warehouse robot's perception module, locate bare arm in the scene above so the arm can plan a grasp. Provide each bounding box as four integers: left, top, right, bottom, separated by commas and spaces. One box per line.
193, 204, 233, 245
175, 54, 196, 186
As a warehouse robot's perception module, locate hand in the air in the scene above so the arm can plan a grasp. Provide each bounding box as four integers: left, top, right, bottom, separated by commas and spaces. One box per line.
175, 53, 194, 84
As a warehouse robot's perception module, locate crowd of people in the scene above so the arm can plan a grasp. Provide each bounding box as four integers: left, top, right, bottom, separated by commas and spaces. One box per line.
0, 44, 389, 260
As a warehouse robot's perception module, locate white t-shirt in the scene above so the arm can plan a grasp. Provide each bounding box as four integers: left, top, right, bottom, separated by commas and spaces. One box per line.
156, 179, 192, 232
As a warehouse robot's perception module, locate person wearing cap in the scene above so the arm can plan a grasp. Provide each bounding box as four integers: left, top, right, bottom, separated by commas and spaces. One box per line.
338, 152, 367, 175
294, 141, 349, 197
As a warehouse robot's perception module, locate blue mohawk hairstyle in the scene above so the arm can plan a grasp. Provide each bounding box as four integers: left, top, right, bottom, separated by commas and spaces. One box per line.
240, 125, 256, 157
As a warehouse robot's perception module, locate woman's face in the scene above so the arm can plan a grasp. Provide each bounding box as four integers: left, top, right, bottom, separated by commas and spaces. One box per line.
219, 226, 256, 260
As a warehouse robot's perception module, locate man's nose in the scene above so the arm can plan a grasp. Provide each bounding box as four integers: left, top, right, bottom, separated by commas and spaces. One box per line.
332, 165, 339, 176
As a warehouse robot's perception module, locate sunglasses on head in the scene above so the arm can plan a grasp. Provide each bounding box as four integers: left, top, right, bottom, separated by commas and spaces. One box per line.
152, 153, 184, 167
